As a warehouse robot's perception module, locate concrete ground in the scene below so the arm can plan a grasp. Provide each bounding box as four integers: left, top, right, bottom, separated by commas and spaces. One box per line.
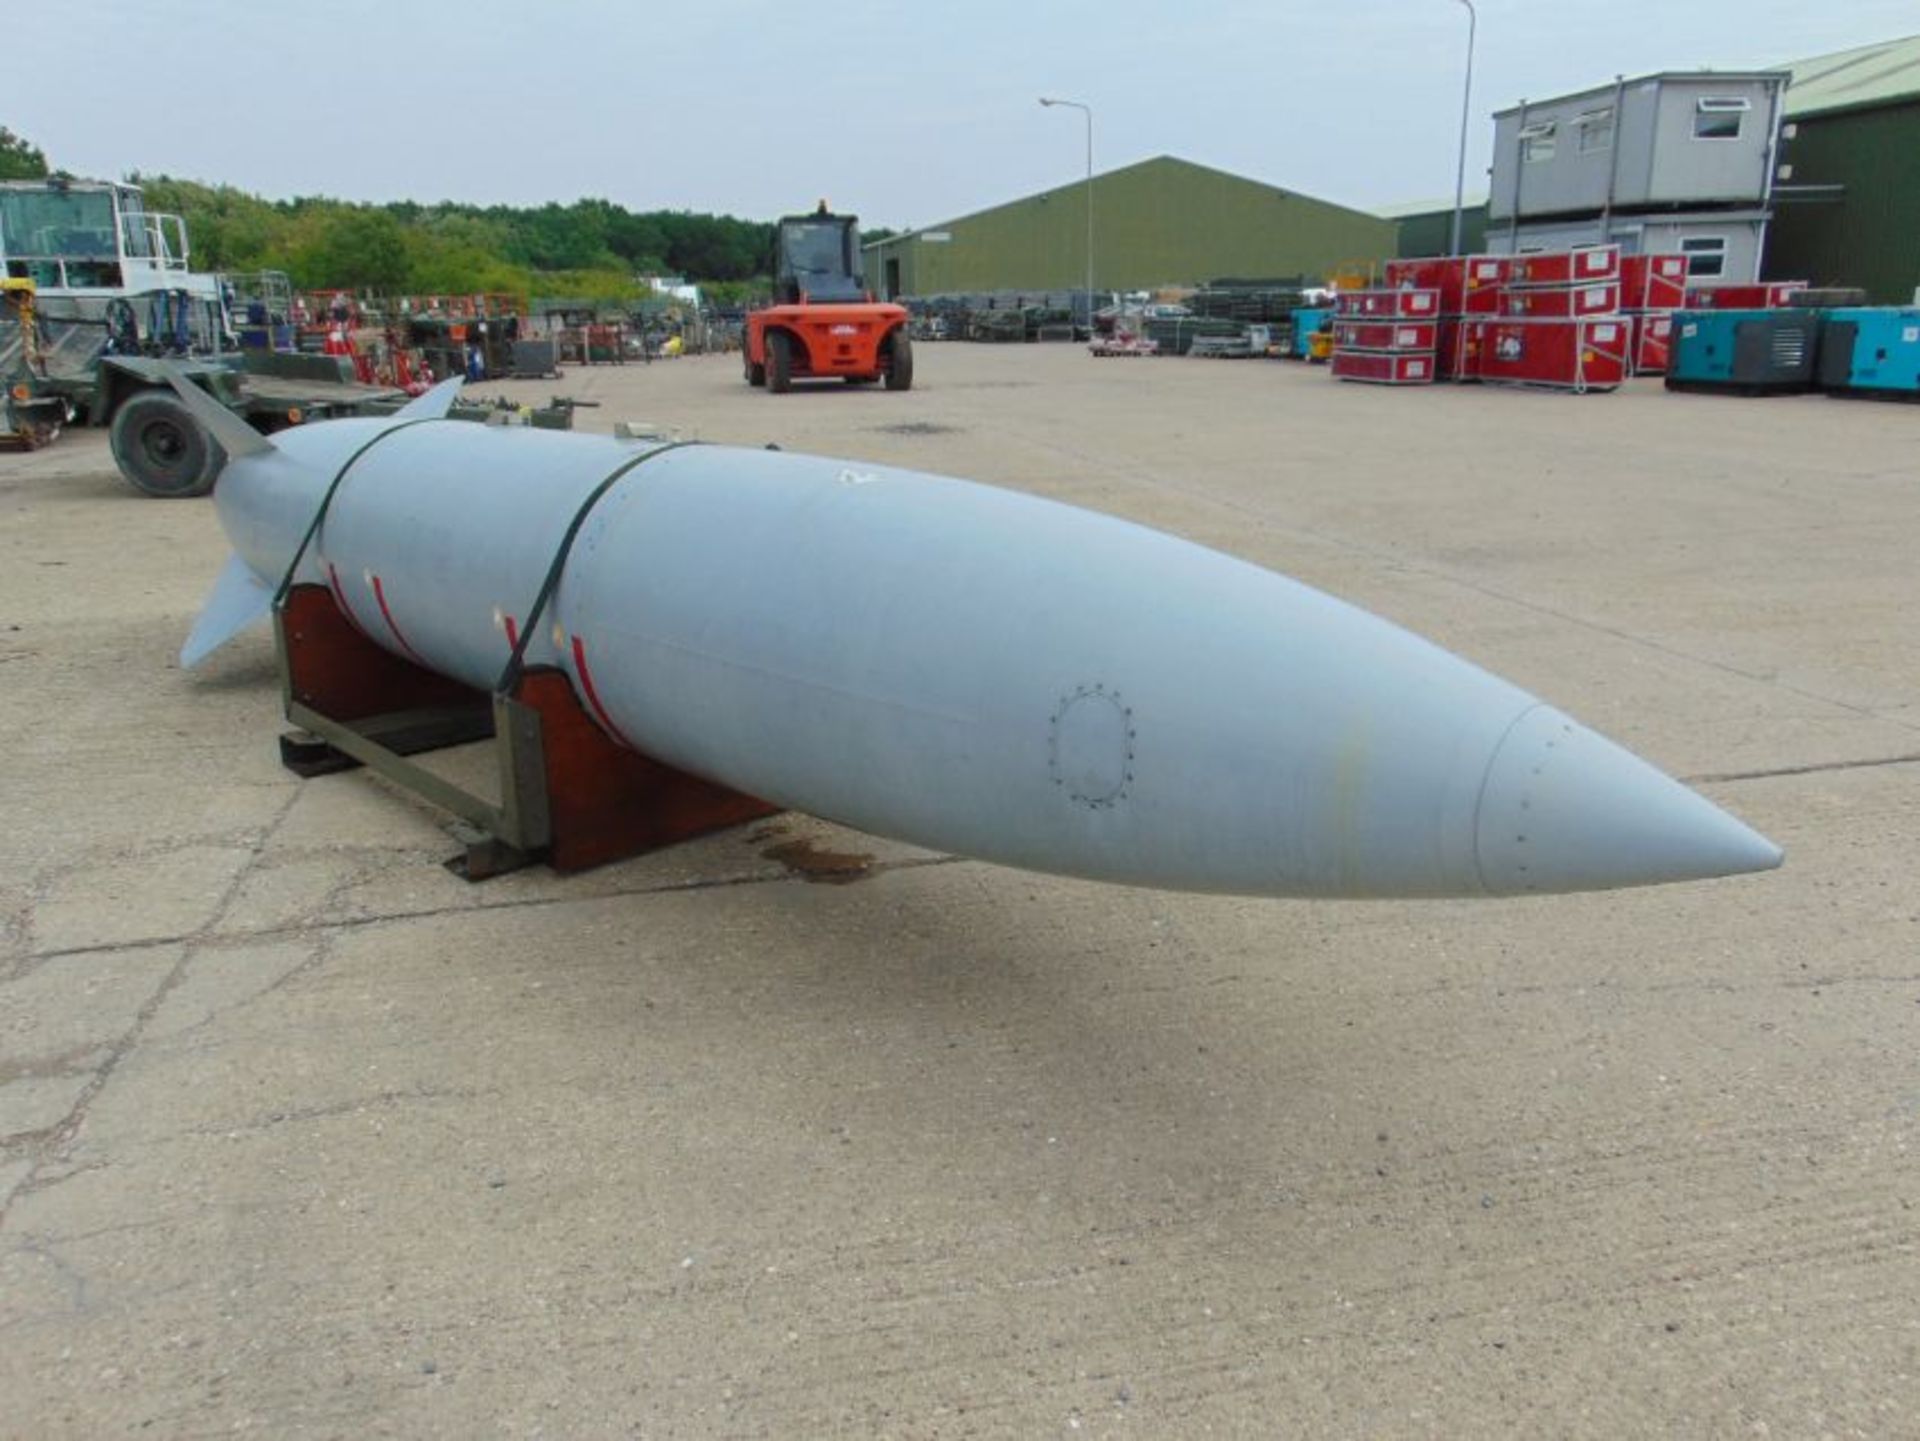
1, 346, 1915, 1439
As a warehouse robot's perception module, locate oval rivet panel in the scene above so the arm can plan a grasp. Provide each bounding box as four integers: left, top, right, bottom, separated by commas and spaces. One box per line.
1049, 686, 1133, 808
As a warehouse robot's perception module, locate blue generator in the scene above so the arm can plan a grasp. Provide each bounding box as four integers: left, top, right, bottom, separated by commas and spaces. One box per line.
1817, 308, 1920, 398
1666, 309, 1823, 393
1289, 307, 1331, 359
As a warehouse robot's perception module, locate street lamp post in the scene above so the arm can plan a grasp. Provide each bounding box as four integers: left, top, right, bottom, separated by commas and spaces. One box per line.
1450, 0, 1477, 256
1039, 97, 1094, 337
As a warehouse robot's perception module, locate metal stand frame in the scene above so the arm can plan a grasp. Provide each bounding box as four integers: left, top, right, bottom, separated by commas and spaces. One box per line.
275, 584, 777, 879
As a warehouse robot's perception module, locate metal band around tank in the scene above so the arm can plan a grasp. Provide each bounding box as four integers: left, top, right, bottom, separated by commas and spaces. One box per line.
495, 440, 698, 693
272, 417, 448, 607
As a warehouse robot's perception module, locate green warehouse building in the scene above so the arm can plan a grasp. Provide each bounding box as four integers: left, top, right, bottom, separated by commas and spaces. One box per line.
1768, 34, 1920, 303
1385, 196, 1490, 260
861, 155, 1394, 299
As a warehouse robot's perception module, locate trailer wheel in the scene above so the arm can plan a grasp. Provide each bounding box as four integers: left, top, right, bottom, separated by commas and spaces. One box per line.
884, 331, 914, 391
765, 330, 792, 393
109, 390, 224, 498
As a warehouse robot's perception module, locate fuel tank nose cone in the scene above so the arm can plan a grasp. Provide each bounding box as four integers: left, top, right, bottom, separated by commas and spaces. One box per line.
1475, 705, 1783, 895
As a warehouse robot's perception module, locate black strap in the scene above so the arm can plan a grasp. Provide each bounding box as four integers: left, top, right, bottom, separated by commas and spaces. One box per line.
272, 417, 445, 607
495, 440, 696, 692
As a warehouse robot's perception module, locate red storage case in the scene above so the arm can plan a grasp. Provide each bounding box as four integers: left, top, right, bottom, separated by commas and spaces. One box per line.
1382, 256, 1509, 314
1463, 255, 1511, 295
1469, 317, 1628, 391
1501, 282, 1621, 319
1686, 281, 1810, 310
1435, 317, 1480, 380
1335, 288, 1440, 319
1621, 254, 1686, 311
1508, 246, 1620, 287
1380, 258, 1459, 310
1381, 258, 1432, 289
1686, 283, 1764, 309
1333, 319, 1439, 351
1331, 350, 1436, 385
1460, 269, 1507, 314
1629, 312, 1674, 374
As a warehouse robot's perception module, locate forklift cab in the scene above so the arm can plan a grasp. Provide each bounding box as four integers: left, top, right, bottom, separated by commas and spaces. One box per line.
772, 206, 867, 305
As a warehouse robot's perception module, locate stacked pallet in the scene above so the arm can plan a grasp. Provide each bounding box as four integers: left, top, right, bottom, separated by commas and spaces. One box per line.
1330, 288, 1440, 384
1142, 315, 1252, 356
965, 309, 1028, 343
1186, 282, 1311, 324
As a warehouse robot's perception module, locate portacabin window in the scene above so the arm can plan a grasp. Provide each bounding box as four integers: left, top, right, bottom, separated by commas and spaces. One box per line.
1519, 122, 1557, 162
1694, 96, 1750, 140
1679, 235, 1727, 277
1575, 108, 1614, 153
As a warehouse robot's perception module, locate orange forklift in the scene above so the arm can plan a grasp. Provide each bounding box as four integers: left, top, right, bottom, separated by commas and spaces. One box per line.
744, 204, 912, 393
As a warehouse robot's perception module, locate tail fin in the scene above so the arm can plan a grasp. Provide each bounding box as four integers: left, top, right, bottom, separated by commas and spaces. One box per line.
175, 372, 461, 670
393, 375, 466, 420
160, 369, 276, 459
180, 552, 275, 669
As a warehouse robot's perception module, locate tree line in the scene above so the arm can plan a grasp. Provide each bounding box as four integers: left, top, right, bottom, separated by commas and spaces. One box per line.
1, 126, 49, 180
3, 126, 894, 302
134, 178, 781, 303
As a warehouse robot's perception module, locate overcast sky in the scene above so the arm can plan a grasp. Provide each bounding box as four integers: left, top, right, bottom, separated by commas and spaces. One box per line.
14, 1, 1913, 227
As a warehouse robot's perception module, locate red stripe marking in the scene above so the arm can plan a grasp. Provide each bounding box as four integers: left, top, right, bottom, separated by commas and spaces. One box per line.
369, 574, 429, 666
570, 634, 635, 750
503, 614, 520, 651
326, 562, 370, 637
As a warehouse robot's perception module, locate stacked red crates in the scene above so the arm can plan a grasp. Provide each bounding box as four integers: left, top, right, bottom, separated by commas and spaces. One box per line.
1363, 248, 1713, 390
1620, 253, 1686, 374
1382, 255, 1506, 379
1330, 288, 1439, 384
1472, 245, 1628, 391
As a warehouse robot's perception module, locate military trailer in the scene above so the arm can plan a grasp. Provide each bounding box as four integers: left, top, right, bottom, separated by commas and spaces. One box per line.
0, 177, 411, 496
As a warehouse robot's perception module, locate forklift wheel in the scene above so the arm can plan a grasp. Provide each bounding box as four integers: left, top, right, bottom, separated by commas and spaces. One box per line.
884, 332, 914, 391
766, 331, 792, 393
744, 349, 765, 387
109, 390, 223, 498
